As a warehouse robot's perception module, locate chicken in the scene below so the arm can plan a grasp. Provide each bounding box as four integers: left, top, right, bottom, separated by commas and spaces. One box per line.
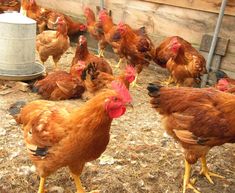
114, 22, 155, 86
154, 36, 207, 86
84, 7, 107, 57
20, 0, 49, 32
0, 0, 20, 13
36, 16, 70, 69
70, 35, 113, 75
17, 80, 132, 193
147, 83, 235, 193
45, 11, 87, 36
34, 65, 85, 100
98, 9, 125, 65
214, 70, 235, 93
81, 63, 135, 97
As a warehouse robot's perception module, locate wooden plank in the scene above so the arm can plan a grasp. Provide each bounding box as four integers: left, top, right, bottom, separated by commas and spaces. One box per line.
200, 34, 230, 56
143, 0, 235, 16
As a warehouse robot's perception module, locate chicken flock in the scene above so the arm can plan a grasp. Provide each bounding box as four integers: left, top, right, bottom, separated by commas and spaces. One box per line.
1, 1, 235, 193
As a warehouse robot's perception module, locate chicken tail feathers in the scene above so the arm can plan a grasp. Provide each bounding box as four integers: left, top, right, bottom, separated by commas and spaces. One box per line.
8, 100, 27, 123
147, 83, 162, 95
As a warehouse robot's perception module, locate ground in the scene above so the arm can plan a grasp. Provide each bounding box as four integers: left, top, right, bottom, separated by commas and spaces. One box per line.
0, 46, 234, 193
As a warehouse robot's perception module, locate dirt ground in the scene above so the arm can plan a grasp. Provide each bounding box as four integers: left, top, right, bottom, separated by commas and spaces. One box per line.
0, 46, 234, 193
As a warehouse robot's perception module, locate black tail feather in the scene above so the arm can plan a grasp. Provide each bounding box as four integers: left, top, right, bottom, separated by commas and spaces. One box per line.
8, 100, 27, 116
147, 83, 162, 94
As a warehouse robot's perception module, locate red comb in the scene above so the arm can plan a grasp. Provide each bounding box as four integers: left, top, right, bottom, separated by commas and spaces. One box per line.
111, 81, 132, 103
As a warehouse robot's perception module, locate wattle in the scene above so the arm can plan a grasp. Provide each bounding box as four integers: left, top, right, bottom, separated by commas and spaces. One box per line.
108, 106, 126, 118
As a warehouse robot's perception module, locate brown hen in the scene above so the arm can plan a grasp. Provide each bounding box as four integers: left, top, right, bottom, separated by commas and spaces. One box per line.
148, 83, 235, 193
17, 81, 132, 193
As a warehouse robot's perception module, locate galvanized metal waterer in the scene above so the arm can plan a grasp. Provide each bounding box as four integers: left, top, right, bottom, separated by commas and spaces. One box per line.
0, 12, 45, 80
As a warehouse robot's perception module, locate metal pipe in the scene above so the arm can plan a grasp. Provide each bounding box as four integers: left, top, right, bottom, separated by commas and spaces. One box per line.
100, 0, 105, 9
200, 0, 227, 87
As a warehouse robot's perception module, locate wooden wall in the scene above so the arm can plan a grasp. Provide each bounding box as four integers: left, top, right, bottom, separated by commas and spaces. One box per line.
36, 0, 235, 77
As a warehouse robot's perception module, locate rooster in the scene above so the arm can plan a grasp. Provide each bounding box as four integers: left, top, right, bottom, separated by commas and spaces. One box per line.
147, 83, 235, 193
71, 35, 113, 75
84, 7, 107, 57
16, 81, 132, 193
154, 36, 207, 87
36, 16, 70, 69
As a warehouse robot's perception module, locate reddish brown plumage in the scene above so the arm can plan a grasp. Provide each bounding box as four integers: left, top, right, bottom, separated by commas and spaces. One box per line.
84, 7, 108, 52
34, 70, 85, 100
36, 17, 70, 67
82, 63, 136, 97
154, 36, 207, 86
0, 0, 20, 13
148, 84, 235, 164
114, 22, 155, 75
17, 82, 132, 189
71, 35, 113, 75
45, 11, 87, 35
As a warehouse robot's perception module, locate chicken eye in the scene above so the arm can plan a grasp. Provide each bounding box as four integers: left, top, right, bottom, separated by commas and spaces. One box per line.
113, 97, 118, 101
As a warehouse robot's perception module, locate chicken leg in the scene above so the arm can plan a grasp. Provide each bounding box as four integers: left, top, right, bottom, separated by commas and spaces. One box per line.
115, 58, 123, 68
200, 156, 225, 184
71, 173, 86, 193
97, 49, 104, 58
162, 76, 174, 86
183, 159, 201, 193
37, 177, 45, 193
131, 74, 141, 88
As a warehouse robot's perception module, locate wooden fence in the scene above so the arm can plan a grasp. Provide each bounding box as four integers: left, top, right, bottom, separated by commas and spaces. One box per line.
36, 0, 235, 77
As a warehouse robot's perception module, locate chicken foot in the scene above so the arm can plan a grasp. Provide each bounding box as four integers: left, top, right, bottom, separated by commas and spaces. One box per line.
71, 173, 86, 193
37, 177, 46, 193
162, 76, 174, 86
183, 159, 201, 193
200, 156, 225, 184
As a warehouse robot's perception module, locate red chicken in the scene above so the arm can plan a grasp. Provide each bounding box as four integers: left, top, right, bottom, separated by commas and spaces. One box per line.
84, 7, 107, 57
148, 83, 235, 193
17, 80, 132, 193
45, 11, 87, 36
0, 0, 20, 13
114, 22, 155, 87
81, 63, 136, 98
98, 9, 126, 66
36, 17, 70, 69
70, 35, 113, 75
154, 36, 207, 87
34, 64, 85, 100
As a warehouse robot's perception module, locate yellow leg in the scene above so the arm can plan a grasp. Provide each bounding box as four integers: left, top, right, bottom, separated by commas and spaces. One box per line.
71, 173, 86, 193
131, 74, 141, 88
115, 58, 123, 68
54, 62, 59, 70
200, 156, 225, 184
37, 177, 45, 193
162, 76, 174, 86
183, 159, 201, 193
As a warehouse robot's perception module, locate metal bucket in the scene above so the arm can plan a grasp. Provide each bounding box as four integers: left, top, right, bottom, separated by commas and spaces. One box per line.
0, 12, 45, 80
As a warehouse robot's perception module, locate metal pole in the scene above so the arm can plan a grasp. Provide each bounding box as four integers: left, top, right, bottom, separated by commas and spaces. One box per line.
200, 0, 227, 87
100, 0, 105, 9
